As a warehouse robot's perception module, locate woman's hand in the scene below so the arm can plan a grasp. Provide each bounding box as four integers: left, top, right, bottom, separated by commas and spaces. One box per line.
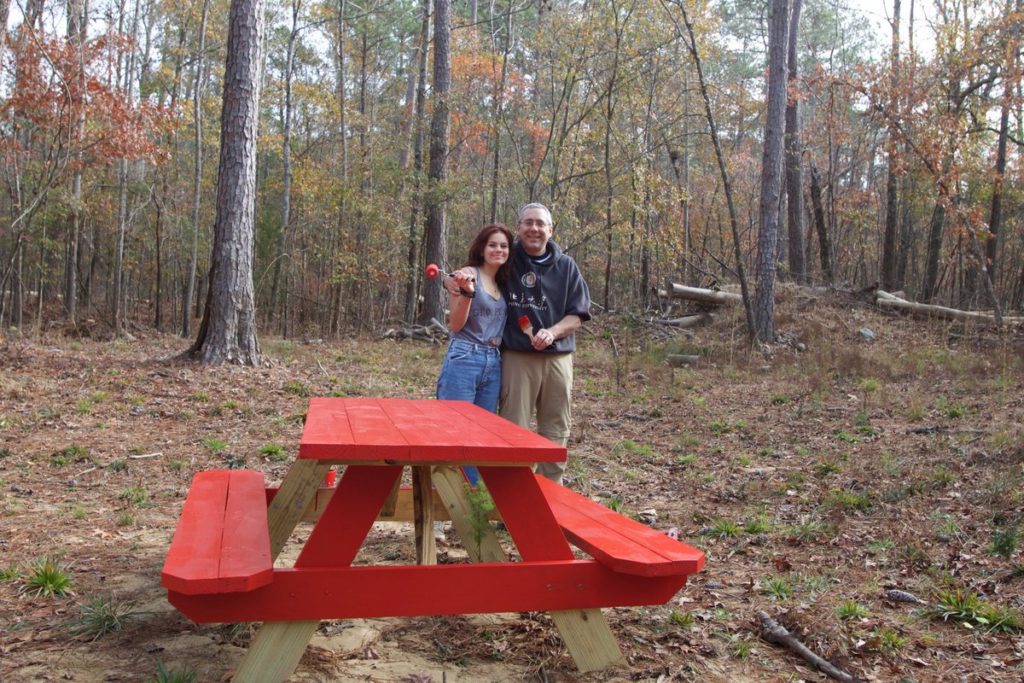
451, 268, 475, 294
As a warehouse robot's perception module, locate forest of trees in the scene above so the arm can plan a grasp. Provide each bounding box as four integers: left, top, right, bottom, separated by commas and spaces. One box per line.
1, 0, 1021, 345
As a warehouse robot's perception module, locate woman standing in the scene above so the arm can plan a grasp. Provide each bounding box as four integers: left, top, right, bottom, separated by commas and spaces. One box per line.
436, 224, 514, 484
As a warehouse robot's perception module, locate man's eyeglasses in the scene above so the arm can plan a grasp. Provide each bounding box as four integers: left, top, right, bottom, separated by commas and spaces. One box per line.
519, 219, 549, 228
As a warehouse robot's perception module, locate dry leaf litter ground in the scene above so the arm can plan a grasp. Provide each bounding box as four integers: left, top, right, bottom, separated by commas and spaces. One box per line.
1, 287, 1023, 682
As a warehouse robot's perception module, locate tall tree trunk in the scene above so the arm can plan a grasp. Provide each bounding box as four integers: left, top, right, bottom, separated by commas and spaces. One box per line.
809, 164, 833, 285
784, 0, 805, 284
489, 3, 512, 223
669, 0, 756, 342
403, 0, 430, 324
330, 0, 350, 335
188, 0, 265, 365
602, 21, 622, 311
184, 0, 210, 337
112, 0, 141, 336
270, 0, 300, 329
64, 0, 87, 325
754, 0, 790, 343
419, 0, 451, 325
880, 0, 901, 290
922, 152, 953, 303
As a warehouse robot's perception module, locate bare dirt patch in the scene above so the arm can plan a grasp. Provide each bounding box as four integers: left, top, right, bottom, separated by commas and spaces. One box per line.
1, 294, 1023, 682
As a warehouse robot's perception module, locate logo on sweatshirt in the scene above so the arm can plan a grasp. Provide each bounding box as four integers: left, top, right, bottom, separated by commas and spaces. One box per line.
521, 271, 537, 288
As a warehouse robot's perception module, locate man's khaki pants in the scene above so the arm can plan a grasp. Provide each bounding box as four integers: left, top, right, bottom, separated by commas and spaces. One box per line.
499, 350, 573, 484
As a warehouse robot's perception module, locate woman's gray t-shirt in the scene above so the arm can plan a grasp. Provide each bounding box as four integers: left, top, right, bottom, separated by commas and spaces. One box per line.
453, 268, 506, 347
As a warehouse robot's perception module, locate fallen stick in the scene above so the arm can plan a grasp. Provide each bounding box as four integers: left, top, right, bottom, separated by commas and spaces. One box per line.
128, 452, 163, 460
757, 611, 858, 683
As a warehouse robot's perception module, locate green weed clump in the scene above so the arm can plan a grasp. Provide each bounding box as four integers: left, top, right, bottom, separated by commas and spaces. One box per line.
153, 662, 199, 683
24, 557, 72, 597
835, 599, 869, 620
929, 589, 1022, 633
70, 595, 142, 640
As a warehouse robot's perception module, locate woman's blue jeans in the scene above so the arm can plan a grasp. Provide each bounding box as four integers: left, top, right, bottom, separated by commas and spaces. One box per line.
436, 338, 501, 485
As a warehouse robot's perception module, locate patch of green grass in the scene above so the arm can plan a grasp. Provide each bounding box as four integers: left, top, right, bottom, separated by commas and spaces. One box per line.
928, 466, 955, 488
23, 557, 72, 597
787, 519, 834, 543
71, 505, 88, 520
222, 400, 239, 411
108, 460, 127, 472
674, 434, 700, 450
674, 453, 698, 467
835, 599, 869, 620
669, 610, 695, 628
282, 380, 310, 397
619, 439, 654, 457
874, 627, 907, 652
744, 512, 773, 534
202, 438, 227, 454
824, 490, 872, 512
153, 662, 199, 683
867, 538, 894, 553
834, 430, 859, 443
990, 525, 1019, 559
929, 589, 1023, 632
117, 512, 135, 527
118, 485, 149, 506
800, 573, 832, 597
75, 398, 94, 415
706, 518, 741, 538
1, 564, 20, 581
814, 458, 842, 477
465, 483, 496, 556
762, 576, 793, 601
168, 459, 185, 472
605, 496, 623, 513
52, 445, 90, 467
770, 395, 789, 405
70, 595, 142, 640
192, 391, 209, 403
0, 447, 11, 458
732, 639, 752, 658
258, 444, 287, 461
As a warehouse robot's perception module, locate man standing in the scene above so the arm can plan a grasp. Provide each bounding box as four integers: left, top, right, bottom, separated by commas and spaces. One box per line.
444, 203, 590, 482
499, 203, 591, 483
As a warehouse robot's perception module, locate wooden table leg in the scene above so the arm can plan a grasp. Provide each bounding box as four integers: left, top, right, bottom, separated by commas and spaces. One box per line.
479, 466, 625, 672
236, 459, 329, 681
431, 466, 507, 563
412, 465, 436, 565
267, 459, 331, 557
232, 620, 319, 682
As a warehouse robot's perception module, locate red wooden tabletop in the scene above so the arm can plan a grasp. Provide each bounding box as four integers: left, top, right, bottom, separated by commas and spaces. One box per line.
299, 398, 566, 464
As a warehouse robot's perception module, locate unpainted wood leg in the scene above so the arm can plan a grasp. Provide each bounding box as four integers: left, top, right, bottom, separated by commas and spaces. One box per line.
267, 459, 330, 558
232, 620, 319, 682
412, 465, 436, 565
431, 466, 507, 563
549, 609, 625, 673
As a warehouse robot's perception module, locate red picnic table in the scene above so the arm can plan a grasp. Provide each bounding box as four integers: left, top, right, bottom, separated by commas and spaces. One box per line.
162, 397, 705, 681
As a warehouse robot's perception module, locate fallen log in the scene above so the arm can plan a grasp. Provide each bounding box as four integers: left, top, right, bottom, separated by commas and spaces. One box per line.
757, 611, 858, 683
657, 312, 716, 329
666, 284, 742, 306
667, 354, 699, 367
874, 290, 1024, 326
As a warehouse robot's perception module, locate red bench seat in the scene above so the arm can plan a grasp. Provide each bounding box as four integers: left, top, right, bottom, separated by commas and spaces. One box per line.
162, 470, 273, 595
534, 475, 705, 578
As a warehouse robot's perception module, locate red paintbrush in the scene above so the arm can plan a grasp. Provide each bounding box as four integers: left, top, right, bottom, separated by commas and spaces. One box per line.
518, 315, 534, 340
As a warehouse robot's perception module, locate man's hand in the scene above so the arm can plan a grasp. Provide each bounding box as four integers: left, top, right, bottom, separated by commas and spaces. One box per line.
531, 328, 555, 350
